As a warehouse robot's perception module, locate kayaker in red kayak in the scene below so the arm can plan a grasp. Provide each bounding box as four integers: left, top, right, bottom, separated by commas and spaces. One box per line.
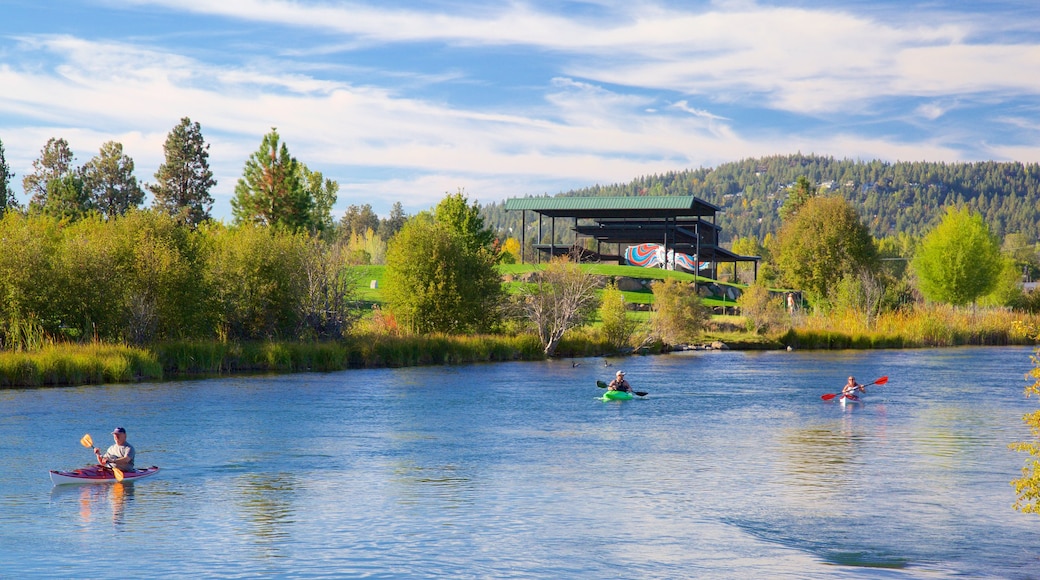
93, 427, 135, 472
842, 376, 865, 400
607, 370, 632, 393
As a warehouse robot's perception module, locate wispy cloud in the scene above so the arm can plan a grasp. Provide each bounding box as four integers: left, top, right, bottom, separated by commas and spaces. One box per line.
1, 1, 1039, 218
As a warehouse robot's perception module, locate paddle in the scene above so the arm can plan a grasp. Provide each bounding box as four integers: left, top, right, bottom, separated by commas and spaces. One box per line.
596, 380, 648, 397
81, 433, 123, 482
821, 376, 888, 401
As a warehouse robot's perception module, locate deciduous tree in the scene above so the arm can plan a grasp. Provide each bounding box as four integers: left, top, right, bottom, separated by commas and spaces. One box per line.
200, 222, 309, 340
383, 214, 502, 334
297, 238, 361, 339
435, 188, 495, 255
513, 256, 600, 356
150, 117, 216, 227
1010, 345, 1040, 514
650, 278, 708, 344
599, 282, 634, 350
912, 206, 1002, 306
736, 283, 787, 334
301, 165, 338, 235
501, 237, 521, 264
775, 195, 878, 305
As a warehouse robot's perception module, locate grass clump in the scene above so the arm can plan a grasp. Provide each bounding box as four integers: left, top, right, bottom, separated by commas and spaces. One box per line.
0, 343, 163, 388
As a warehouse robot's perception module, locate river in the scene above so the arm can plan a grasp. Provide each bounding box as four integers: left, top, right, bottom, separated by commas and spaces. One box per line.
0, 346, 1037, 578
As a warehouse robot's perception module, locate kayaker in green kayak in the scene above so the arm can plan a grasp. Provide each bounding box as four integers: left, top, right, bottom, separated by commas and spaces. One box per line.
607, 370, 632, 393
93, 427, 135, 472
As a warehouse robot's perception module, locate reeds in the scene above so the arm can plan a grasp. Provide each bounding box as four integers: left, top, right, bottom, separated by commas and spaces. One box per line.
344, 333, 545, 367
782, 303, 1040, 349
7, 302, 1037, 387
0, 343, 163, 388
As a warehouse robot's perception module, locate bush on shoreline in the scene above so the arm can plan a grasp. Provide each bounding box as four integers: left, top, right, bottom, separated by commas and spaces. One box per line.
2, 302, 1038, 388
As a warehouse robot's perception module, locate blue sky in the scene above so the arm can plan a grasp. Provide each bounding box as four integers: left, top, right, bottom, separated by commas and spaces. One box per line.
2, 0, 1039, 220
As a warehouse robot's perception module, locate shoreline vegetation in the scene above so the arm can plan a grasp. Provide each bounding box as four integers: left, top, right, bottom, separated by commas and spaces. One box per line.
2, 303, 1037, 388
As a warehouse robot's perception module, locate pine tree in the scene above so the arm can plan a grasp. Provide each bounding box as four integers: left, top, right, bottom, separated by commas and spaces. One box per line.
23, 138, 74, 211
82, 141, 144, 218
231, 128, 313, 233
0, 137, 17, 215
150, 117, 216, 227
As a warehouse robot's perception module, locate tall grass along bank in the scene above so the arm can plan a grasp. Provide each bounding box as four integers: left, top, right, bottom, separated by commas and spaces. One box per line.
0, 335, 555, 388
781, 304, 1040, 349
0, 344, 163, 388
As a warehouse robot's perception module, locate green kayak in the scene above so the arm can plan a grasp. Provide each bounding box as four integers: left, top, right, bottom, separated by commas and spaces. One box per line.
601, 390, 634, 401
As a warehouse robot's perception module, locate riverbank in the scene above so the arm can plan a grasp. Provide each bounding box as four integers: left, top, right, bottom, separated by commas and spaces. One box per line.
0, 333, 604, 388
2, 316, 1035, 388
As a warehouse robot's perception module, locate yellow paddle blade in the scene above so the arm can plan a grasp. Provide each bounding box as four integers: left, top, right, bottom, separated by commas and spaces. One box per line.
80, 434, 93, 448
112, 466, 124, 482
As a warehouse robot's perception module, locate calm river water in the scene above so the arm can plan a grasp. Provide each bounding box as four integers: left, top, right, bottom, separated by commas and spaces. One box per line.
1, 346, 1038, 578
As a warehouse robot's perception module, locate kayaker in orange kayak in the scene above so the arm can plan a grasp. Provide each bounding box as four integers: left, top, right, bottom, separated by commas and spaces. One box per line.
93, 427, 135, 472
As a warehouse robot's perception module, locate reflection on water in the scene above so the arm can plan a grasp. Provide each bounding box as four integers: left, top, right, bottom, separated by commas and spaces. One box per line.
7, 347, 1040, 578
50, 481, 134, 526
233, 472, 297, 557
779, 426, 860, 496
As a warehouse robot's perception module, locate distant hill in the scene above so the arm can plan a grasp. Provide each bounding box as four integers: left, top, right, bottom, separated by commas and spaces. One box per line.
482, 154, 1040, 245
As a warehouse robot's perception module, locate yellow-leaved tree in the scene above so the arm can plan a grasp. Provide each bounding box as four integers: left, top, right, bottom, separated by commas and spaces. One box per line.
1011, 343, 1040, 513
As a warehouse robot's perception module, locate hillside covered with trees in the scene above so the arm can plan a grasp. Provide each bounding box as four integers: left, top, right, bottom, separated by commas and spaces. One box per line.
482, 154, 1040, 245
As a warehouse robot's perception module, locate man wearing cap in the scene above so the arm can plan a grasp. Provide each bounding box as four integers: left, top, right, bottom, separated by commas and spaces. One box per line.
607, 370, 632, 393
93, 427, 135, 472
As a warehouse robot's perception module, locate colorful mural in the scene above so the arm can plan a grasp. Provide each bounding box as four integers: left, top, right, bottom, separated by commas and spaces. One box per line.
624, 244, 707, 273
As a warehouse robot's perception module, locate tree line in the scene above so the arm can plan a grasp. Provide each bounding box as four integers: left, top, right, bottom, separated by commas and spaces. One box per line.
0, 119, 419, 350
0, 119, 408, 242
0, 210, 363, 349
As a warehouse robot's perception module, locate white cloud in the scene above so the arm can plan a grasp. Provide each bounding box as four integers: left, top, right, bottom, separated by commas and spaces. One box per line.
2, 1, 1039, 217
915, 102, 949, 121
115, 0, 1040, 116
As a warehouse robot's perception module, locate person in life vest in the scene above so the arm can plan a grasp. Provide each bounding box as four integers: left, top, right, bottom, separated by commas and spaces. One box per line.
608, 370, 632, 393
841, 376, 865, 401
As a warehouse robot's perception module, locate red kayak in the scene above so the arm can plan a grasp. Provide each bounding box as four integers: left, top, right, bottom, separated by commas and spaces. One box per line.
49, 465, 160, 486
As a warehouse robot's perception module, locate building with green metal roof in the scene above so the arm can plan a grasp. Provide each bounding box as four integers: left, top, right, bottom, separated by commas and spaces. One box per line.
503, 195, 759, 282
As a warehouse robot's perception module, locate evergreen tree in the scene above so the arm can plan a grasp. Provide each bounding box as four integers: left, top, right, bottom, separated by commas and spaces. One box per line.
23, 138, 74, 211
0, 138, 16, 215
82, 141, 144, 218
340, 203, 380, 239
779, 176, 818, 221
150, 117, 216, 227
379, 201, 407, 239
232, 128, 313, 232
41, 173, 91, 220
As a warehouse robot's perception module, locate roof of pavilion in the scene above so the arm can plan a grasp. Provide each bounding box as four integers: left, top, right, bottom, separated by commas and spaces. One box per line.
502, 195, 720, 219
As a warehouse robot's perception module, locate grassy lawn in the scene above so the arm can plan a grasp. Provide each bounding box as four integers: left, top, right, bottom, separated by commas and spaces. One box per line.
353, 265, 385, 304
354, 263, 749, 323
